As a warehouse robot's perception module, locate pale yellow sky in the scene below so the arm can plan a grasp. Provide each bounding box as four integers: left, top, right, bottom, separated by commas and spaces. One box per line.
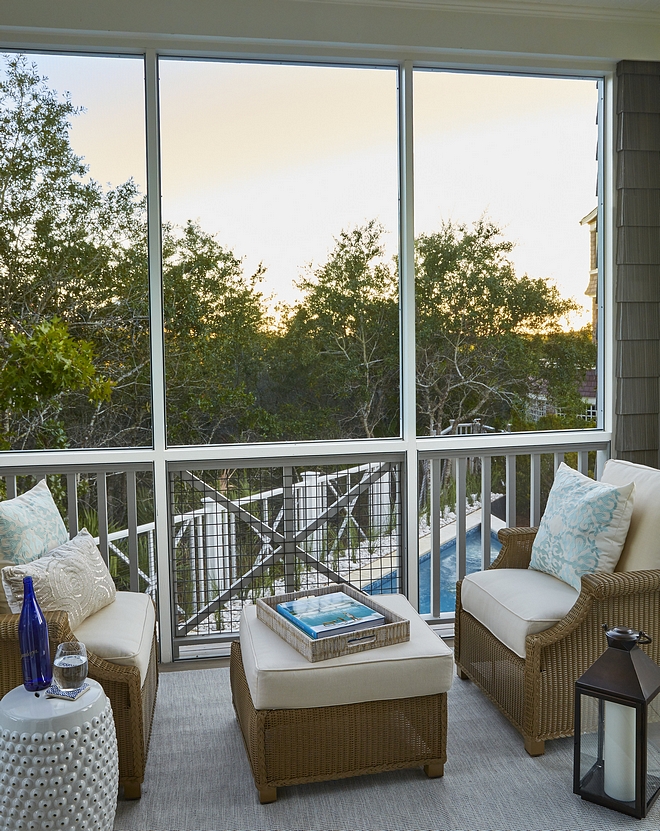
20, 54, 597, 327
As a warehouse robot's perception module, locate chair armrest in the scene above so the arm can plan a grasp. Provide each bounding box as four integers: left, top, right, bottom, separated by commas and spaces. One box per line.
580, 569, 660, 599
529, 569, 660, 653
490, 527, 538, 570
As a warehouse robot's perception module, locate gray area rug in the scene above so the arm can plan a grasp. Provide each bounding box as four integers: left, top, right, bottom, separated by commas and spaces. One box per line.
113, 666, 660, 831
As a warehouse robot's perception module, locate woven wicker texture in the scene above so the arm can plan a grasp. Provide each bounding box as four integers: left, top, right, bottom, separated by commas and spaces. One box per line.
230, 640, 446, 801
256, 584, 409, 662
0, 606, 158, 798
455, 526, 660, 754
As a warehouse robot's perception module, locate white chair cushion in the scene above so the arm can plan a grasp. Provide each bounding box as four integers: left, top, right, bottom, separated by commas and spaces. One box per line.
601, 459, 660, 573
461, 568, 579, 658
239, 593, 453, 710
73, 591, 155, 684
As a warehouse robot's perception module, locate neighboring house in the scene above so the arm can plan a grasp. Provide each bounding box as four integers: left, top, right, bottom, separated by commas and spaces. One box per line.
580, 207, 598, 342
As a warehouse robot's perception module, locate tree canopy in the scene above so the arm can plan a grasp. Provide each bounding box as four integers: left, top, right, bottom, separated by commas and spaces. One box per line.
0, 53, 597, 451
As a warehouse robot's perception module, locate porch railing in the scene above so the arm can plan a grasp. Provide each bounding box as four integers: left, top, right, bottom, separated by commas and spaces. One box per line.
0, 434, 610, 658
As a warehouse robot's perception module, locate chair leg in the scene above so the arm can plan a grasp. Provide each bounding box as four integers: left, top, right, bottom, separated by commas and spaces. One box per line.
123, 781, 142, 799
424, 762, 444, 778
259, 785, 277, 804
524, 736, 545, 756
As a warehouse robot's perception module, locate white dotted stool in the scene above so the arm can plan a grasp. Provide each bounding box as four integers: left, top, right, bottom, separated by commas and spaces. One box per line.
0, 679, 118, 831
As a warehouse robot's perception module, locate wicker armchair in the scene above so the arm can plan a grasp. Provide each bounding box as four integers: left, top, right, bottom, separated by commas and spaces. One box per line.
0, 606, 158, 799
455, 525, 660, 756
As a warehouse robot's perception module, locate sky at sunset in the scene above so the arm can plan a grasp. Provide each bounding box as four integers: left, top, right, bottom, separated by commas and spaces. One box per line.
21, 53, 598, 327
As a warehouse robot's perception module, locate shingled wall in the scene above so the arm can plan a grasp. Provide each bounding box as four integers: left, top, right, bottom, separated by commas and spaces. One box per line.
616, 61, 660, 467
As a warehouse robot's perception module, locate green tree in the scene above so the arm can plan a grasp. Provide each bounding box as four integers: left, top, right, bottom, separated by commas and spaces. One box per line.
0, 54, 275, 450
0, 318, 112, 449
277, 221, 399, 439
0, 53, 150, 449
162, 220, 273, 445
414, 218, 587, 434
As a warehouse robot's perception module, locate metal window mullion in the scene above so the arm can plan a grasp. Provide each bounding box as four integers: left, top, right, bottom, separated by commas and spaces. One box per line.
481, 455, 491, 570
530, 453, 541, 527
578, 450, 589, 475
126, 470, 140, 592
282, 467, 297, 593
399, 60, 419, 610
455, 457, 467, 581
145, 48, 174, 662
596, 448, 609, 480
506, 455, 517, 528
66, 473, 79, 539
97, 471, 110, 566
430, 457, 441, 618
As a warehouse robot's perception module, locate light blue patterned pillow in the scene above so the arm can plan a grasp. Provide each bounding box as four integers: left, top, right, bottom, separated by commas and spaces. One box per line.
0, 479, 68, 614
529, 463, 635, 592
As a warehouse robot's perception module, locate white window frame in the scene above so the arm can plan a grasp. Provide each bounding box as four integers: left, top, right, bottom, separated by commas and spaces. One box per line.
0, 39, 615, 662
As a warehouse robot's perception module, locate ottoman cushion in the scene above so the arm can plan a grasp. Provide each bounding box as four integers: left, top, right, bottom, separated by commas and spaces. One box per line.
240, 592, 453, 709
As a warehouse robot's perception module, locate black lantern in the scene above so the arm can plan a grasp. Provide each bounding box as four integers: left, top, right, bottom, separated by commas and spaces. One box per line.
574, 625, 660, 818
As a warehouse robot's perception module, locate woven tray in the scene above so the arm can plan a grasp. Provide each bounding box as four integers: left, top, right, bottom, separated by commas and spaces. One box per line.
256, 584, 410, 662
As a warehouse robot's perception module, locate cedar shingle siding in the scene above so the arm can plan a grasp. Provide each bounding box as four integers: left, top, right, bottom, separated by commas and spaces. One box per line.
616, 61, 660, 467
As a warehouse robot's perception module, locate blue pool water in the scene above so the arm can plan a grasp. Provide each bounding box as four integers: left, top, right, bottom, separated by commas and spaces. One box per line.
363, 524, 502, 615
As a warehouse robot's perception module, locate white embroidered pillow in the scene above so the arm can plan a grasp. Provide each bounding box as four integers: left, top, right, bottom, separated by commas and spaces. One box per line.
529, 463, 635, 592
1, 529, 116, 628
0, 479, 68, 614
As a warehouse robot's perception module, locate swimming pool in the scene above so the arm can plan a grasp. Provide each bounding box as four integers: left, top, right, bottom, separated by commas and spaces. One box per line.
363, 524, 502, 614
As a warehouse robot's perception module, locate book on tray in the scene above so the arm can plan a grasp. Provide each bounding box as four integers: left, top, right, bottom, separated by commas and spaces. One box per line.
276, 591, 386, 639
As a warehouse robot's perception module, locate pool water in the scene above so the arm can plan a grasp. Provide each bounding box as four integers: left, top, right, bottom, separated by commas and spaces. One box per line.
363, 524, 502, 614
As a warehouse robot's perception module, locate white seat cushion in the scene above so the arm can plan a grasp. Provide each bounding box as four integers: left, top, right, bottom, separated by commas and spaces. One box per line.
601, 459, 660, 572
240, 593, 453, 710
73, 591, 155, 684
461, 568, 579, 658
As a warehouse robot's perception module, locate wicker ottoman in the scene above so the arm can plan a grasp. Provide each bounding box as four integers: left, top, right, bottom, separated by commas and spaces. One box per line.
231, 593, 453, 803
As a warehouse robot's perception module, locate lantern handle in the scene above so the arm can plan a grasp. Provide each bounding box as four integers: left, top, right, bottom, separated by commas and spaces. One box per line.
602, 624, 652, 645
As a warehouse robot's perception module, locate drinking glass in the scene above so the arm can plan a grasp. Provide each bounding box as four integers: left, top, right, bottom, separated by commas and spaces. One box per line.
53, 641, 88, 690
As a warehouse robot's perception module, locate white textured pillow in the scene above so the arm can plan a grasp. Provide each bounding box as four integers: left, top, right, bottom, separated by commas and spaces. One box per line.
0, 479, 68, 614
529, 463, 635, 592
1, 528, 116, 628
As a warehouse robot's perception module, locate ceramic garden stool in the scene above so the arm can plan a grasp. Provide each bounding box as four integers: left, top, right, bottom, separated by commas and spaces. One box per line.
231, 593, 453, 803
0, 679, 118, 831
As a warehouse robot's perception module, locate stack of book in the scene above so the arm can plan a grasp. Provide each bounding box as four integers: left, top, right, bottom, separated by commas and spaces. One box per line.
276, 591, 385, 640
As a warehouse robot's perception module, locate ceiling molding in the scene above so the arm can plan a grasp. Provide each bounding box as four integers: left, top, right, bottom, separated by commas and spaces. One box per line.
292, 0, 660, 23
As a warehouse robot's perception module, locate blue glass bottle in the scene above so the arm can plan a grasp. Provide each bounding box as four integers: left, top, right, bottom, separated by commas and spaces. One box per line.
18, 575, 52, 691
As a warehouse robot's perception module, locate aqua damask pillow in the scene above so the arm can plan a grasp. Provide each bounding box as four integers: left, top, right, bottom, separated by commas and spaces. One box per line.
0, 479, 68, 614
529, 463, 635, 592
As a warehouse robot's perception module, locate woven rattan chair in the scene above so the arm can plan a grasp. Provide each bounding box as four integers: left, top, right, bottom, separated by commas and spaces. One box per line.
455, 460, 660, 756
0, 606, 158, 799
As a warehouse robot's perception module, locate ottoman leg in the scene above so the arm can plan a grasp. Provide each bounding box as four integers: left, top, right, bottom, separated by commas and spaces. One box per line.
424, 762, 444, 778
259, 785, 278, 804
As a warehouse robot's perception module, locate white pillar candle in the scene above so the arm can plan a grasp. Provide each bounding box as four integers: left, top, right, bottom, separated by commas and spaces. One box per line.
604, 700, 637, 802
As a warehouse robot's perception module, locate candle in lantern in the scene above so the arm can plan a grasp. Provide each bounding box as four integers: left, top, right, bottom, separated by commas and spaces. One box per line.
603, 700, 636, 802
